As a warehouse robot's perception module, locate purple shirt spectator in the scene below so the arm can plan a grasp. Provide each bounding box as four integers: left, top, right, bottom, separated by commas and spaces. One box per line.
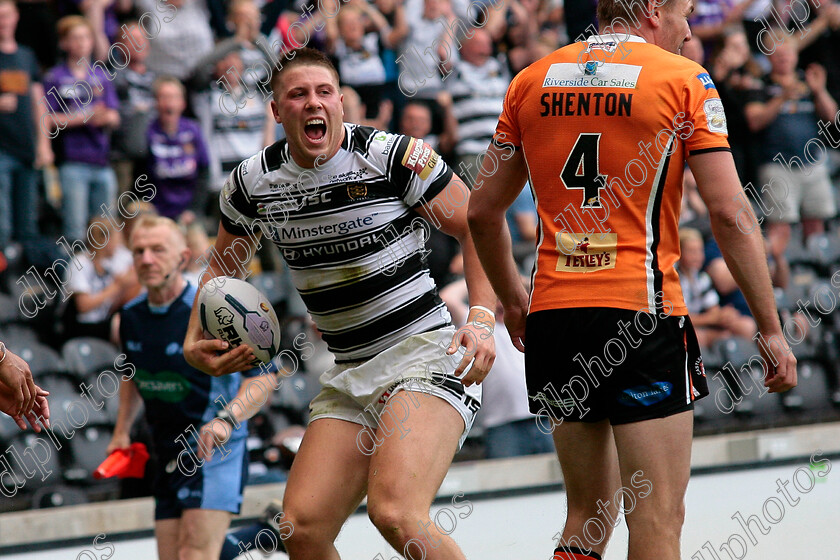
146, 116, 209, 219
689, 0, 733, 28
70, 0, 119, 40
42, 63, 118, 166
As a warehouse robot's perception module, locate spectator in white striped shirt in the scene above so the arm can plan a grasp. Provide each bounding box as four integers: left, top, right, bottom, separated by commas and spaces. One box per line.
678, 228, 757, 348
443, 28, 510, 183
136, 0, 214, 81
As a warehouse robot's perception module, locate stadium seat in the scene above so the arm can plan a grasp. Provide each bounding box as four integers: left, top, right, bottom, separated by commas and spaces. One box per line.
0, 242, 24, 293
4, 430, 63, 493
791, 320, 821, 361
14, 340, 65, 377
0, 413, 22, 442
271, 374, 310, 414
85, 373, 121, 424
0, 323, 41, 348
715, 336, 760, 369
712, 337, 780, 419
63, 424, 114, 483
785, 235, 810, 267
0, 293, 20, 324
33, 372, 109, 431
773, 287, 792, 313
735, 364, 783, 422
693, 395, 734, 429
783, 276, 813, 308
61, 338, 121, 377
807, 281, 838, 321
700, 342, 725, 372
805, 232, 840, 272
779, 361, 830, 414
30, 485, 89, 509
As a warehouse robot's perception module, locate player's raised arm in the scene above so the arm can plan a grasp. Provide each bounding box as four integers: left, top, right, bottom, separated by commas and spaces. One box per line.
689, 150, 797, 393
466, 143, 531, 352
183, 220, 260, 377
415, 173, 498, 386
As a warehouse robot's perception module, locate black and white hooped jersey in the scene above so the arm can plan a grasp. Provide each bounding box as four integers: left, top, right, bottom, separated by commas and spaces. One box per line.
220, 123, 454, 362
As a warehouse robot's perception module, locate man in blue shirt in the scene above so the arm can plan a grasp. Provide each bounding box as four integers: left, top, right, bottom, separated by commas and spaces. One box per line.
107, 215, 278, 560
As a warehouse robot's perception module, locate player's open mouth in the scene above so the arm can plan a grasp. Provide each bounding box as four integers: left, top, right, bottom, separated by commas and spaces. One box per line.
304, 118, 326, 142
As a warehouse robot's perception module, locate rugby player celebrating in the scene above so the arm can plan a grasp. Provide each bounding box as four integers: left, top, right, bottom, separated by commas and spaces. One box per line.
184, 48, 496, 560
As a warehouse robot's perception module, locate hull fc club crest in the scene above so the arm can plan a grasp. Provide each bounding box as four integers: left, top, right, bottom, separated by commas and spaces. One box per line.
347, 183, 368, 200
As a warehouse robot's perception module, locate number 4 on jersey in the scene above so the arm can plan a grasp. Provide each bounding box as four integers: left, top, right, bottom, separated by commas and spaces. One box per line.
560, 133, 607, 208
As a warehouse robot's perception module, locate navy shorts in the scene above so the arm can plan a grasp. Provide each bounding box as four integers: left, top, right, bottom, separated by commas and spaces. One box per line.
154, 437, 248, 520
525, 308, 708, 427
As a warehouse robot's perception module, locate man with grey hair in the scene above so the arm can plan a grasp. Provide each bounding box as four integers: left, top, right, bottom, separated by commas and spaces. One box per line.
109, 215, 278, 560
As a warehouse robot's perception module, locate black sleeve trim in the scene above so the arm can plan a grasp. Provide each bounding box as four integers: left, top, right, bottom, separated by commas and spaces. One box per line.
233, 163, 251, 205
688, 146, 731, 156
220, 212, 251, 236
411, 166, 454, 209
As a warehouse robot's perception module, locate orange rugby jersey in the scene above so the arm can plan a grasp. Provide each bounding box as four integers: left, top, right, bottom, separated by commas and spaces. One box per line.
493, 34, 730, 316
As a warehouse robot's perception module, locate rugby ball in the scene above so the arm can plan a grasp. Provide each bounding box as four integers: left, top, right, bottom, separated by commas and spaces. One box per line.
198, 277, 281, 366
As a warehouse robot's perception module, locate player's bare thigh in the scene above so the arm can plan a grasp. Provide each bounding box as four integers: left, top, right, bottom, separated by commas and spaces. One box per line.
550, 419, 622, 557
282, 418, 371, 543
366, 390, 466, 558
612, 411, 693, 559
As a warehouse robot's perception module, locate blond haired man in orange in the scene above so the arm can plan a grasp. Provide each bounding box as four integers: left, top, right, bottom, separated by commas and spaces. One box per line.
468, 0, 798, 559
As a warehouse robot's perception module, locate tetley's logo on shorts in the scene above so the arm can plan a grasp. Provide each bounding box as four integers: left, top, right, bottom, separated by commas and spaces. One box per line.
555, 232, 617, 273
618, 382, 673, 406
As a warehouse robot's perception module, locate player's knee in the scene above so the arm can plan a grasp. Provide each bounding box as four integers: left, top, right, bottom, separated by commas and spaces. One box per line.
279, 509, 312, 541
176, 532, 211, 559
280, 505, 330, 548
176, 520, 201, 551
177, 545, 203, 560
626, 497, 685, 539
367, 499, 416, 544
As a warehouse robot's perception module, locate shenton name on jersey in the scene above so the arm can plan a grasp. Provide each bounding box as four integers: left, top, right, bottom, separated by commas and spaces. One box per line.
540, 92, 633, 117
539, 62, 639, 117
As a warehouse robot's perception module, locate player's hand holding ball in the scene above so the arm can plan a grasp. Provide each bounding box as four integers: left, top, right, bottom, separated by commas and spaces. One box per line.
186, 277, 282, 377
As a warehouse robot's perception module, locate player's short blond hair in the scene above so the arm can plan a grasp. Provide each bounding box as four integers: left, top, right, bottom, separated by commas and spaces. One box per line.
597, 0, 677, 27
270, 47, 340, 101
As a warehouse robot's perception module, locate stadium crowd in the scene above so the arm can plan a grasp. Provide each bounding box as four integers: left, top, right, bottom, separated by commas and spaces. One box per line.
1, 0, 840, 511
